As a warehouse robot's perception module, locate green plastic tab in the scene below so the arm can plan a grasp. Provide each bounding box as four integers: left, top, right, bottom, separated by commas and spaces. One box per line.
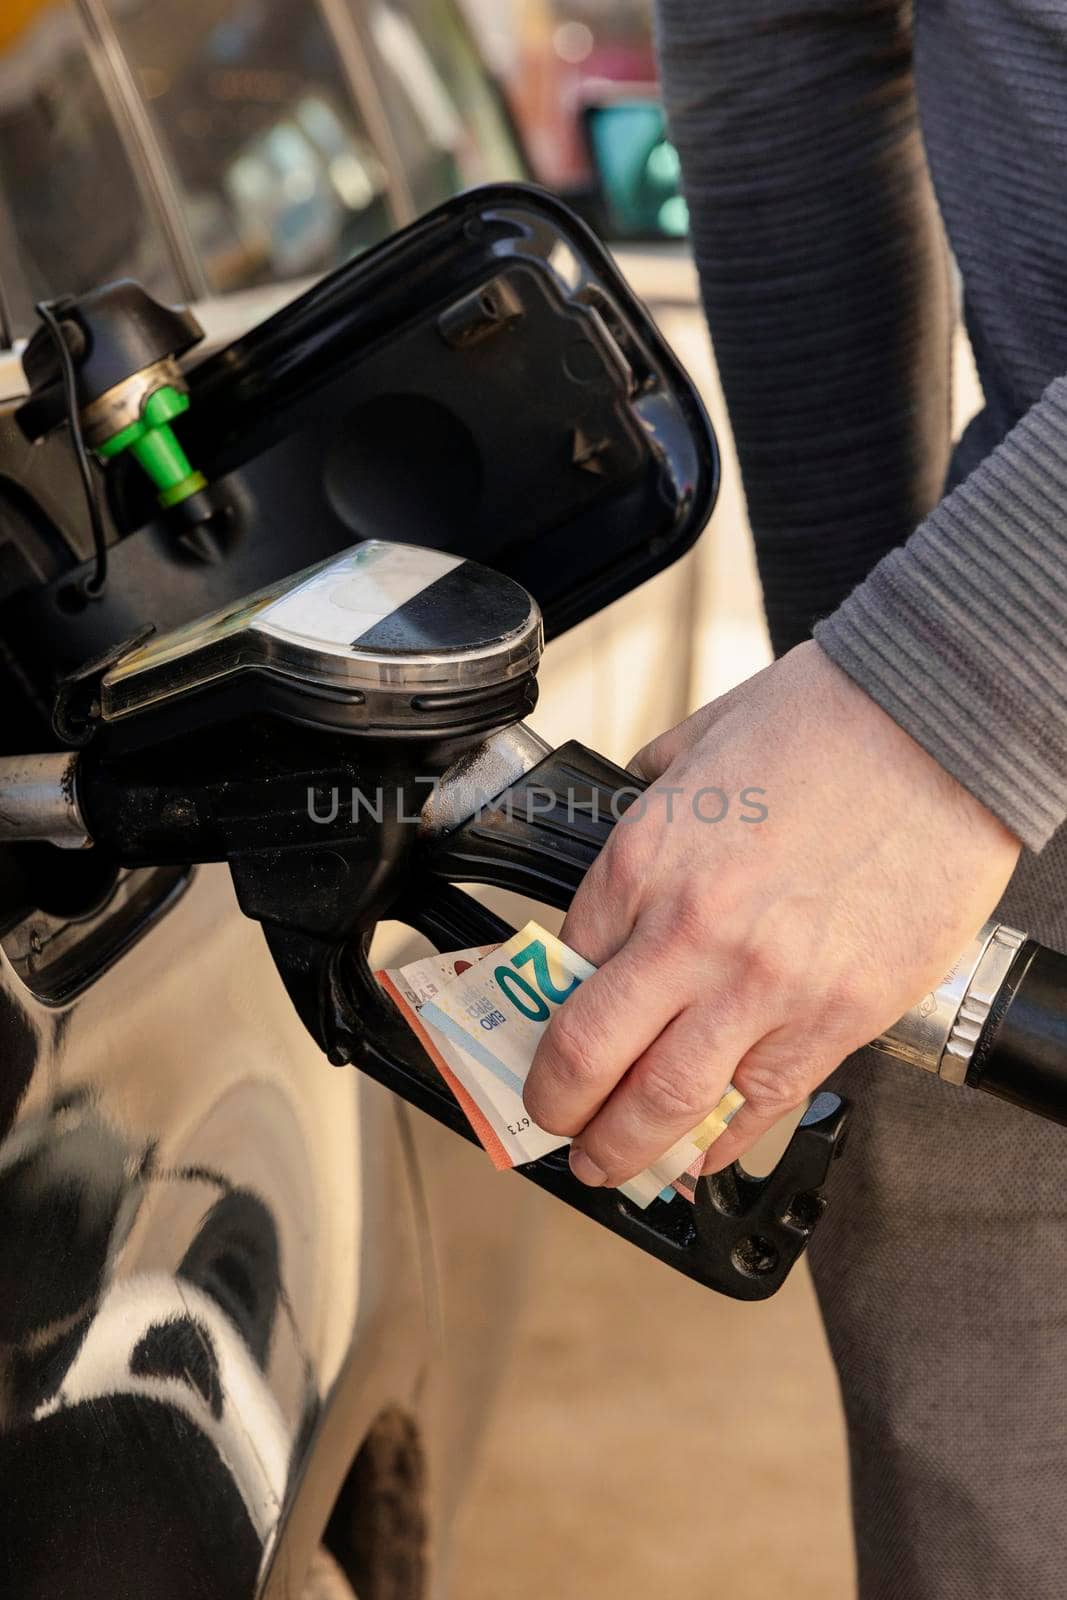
95, 384, 206, 507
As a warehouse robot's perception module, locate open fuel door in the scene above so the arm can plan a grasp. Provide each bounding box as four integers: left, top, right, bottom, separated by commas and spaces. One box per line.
3, 183, 718, 686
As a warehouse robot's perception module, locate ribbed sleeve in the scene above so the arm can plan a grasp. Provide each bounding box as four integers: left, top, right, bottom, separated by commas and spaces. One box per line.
816, 377, 1067, 850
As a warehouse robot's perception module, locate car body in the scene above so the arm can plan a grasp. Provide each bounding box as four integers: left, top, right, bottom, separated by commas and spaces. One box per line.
0, 5, 709, 1597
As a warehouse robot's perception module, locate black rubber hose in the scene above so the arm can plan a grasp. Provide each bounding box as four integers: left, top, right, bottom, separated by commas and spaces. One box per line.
967, 942, 1067, 1127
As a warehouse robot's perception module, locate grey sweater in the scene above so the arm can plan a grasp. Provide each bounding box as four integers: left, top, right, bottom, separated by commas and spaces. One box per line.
655, 0, 1067, 853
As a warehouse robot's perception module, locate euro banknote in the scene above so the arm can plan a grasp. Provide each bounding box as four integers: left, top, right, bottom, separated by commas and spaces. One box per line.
376, 943, 558, 1169
379, 922, 744, 1209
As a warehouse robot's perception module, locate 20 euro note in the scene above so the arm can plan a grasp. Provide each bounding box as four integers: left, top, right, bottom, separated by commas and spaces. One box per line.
414, 921, 746, 1210
376, 943, 564, 1169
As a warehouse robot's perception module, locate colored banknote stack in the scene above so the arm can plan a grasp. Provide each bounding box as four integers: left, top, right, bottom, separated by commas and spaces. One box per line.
377, 921, 744, 1209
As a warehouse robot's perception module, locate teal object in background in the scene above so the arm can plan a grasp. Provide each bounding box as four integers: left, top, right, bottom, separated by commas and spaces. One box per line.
584, 101, 690, 241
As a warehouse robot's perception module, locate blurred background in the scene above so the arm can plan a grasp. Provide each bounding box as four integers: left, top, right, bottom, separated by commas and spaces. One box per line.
1, 2, 983, 1593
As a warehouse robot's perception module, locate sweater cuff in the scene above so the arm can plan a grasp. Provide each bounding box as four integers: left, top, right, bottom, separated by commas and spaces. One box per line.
814, 375, 1067, 853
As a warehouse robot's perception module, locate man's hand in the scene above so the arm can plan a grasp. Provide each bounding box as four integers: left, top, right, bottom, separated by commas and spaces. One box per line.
523, 641, 1021, 1186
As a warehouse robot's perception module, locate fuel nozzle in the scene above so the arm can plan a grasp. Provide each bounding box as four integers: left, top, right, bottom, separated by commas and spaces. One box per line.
0, 539, 849, 1301
0, 528, 1064, 1151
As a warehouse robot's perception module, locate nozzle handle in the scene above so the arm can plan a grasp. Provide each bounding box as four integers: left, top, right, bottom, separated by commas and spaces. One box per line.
424, 739, 644, 907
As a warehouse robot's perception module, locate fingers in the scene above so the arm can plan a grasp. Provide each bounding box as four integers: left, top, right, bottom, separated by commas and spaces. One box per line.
698, 1040, 830, 1176
695, 1100, 798, 1178
629, 727, 685, 782
557, 883, 635, 971
556, 813, 646, 970
628, 694, 735, 780
523, 928, 684, 1137
566, 1007, 751, 1186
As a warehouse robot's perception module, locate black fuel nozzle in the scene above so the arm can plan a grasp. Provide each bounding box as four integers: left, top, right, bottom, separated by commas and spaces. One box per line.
0, 538, 850, 1300
360, 729, 847, 1300
3, 534, 1064, 1154
4, 533, 1064, 1295
419, 733, 640, 907
0, 524, 855, 1304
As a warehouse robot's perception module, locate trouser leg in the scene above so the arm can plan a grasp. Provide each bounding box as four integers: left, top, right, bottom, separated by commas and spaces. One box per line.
808, 839, 1067, 1600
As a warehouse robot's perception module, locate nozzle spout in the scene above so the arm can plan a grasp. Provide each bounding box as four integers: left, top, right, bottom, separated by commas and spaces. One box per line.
0, 752, 89, 847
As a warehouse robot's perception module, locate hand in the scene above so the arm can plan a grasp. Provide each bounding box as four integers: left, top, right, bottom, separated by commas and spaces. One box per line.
524, 641, 1021, 1186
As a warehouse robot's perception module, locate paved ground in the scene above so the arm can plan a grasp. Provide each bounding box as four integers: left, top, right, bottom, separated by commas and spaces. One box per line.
449, 1192, 854, 1600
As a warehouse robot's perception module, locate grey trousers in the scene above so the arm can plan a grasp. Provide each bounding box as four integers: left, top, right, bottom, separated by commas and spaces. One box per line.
808, 838, 1067, 1599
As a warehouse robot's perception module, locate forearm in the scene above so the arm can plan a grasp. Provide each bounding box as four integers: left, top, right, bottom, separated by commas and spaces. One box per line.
655, 0, 953, 655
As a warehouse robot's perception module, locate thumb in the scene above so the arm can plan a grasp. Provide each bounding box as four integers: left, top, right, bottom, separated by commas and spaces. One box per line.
628, 734, 677, 780
628, 699, 724, 780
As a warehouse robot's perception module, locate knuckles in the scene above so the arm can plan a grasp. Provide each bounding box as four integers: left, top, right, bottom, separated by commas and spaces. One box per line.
652, 883, 868, 1036
523, 1008, 608, 1133
543, 997, 601, 1076
667, 876, 721, 954
631, 1058, 711, 1126
598, 821, 647, 901
567, 828, 644, 946
733, 1052, 813, 1117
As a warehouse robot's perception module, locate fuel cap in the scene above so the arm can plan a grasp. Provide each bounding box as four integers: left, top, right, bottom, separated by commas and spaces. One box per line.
100, 541, 543, 738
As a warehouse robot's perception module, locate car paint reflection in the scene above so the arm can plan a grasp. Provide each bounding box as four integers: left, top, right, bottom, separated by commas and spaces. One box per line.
0, 863, 430, 1597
